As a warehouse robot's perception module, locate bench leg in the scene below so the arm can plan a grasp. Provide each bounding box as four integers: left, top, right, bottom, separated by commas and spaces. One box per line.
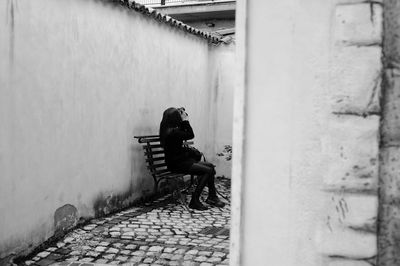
154, 179, 160, 195
173, 177, 193, 216
183, 175, 196, 195
154, 176, 193, 217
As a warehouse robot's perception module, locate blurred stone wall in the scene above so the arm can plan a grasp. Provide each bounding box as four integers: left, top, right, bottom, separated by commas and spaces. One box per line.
378, 1, 400, 265
320, 1, 382, 265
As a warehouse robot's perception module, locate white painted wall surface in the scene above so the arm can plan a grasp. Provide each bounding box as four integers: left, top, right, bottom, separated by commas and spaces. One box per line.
209, 45, 235, 178
0, 0, 234, 258
240, 2, 330, 265
234, 0, 381, 265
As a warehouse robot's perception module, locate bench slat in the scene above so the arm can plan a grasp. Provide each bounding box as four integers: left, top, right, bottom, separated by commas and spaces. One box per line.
143, 142, 194, 151
135, 134, 195, 196
153, 169, 171, 175
148, 167, 168, 173
157, 172, 185, 178
147, 166, 168, 171
134, 135, 160, 144
146, 157, 165, 163
143, 144, 163, 149
148, 162, 167, 168
149, 169, 169, 174
144, 150, 165, 156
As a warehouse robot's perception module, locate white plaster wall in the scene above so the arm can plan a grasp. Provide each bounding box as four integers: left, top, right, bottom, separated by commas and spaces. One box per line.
209, 44, 235, 178
0, 0, 233, 257
240, 2, 330, 264
235, 0, 381, 265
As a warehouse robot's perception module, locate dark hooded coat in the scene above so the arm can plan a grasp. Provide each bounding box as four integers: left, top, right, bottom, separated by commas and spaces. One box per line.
159, 107, 196, 173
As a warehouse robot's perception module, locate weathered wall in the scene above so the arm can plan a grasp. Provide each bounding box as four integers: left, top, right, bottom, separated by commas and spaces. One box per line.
0, 0, 234, 258
378, 1, 400, 265
319, 1, 381, 265
235, 0, 382, 265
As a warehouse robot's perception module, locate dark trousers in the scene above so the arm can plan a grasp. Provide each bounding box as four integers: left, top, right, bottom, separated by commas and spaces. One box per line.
187, 162, 217, 198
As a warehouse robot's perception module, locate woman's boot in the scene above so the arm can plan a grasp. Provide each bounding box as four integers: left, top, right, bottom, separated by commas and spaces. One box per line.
189, 174, 209, 210
205, 174, 225, 208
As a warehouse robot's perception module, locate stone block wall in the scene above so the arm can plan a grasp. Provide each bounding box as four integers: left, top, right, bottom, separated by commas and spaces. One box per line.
237, 1, 386, 265
320, 1, 382, 265
378, 1, 400, 265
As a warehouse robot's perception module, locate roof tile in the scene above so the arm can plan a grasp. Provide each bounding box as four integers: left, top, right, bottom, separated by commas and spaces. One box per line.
114, 0, 223, 44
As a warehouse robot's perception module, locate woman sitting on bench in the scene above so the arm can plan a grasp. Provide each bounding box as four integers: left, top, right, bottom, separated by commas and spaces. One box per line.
159, 107, 225, 210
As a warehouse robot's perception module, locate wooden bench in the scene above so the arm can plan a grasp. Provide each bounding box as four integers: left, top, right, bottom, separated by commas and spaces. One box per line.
134, 135, 196, 203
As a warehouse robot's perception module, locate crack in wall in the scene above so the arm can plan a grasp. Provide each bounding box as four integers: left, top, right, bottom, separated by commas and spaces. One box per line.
342, 41, 382, 47
327, 255, 377, 265
323, 187, 378, 195
370, 2, 376, 24
332, 111, 380, 117
366, 71, 383, 112
337, 1, 382, 7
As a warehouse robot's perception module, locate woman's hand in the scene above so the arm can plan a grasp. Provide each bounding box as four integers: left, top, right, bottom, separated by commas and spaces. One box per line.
178, 107, 189, 121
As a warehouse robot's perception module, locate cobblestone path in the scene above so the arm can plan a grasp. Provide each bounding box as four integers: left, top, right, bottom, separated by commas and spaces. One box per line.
19, 178, 230, 266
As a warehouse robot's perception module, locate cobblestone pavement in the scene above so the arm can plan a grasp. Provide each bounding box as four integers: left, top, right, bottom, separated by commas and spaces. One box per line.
19, 178, 230, 266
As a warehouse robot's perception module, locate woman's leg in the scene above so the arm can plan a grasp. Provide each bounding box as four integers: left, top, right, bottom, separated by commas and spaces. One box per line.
202, 161, 216, 171
187, 162, 214, 176
187, 163, 214, 210
189, 162, 217, 196
207, 173, 217, 197
188, 163, 225, 208
192, 161, 219, 198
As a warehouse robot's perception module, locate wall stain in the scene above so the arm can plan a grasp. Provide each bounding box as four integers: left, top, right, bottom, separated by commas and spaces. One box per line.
6, 0, 18, 70
54, 204, 78, 237
214, 71, 220, 103
370, 2, 375, 24
93, 187, 151, 218
326, 215, 333, 232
